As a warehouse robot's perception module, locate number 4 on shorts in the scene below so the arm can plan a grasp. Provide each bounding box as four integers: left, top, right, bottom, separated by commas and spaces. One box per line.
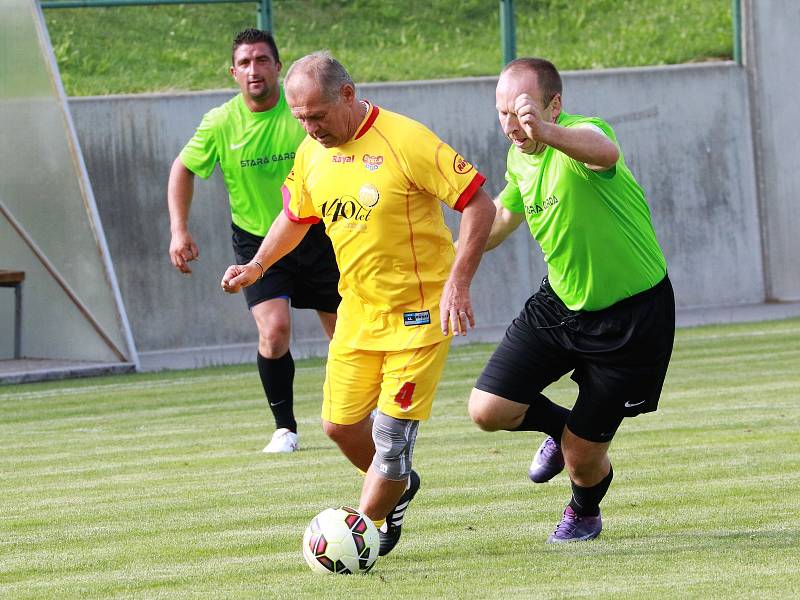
394, 382, 416, 410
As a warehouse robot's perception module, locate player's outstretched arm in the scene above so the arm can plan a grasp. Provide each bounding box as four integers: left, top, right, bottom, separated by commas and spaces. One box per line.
484, 198, 525, 251
167, 157, 200, 274
221, 211, 312, 293
440, 188, 495, 336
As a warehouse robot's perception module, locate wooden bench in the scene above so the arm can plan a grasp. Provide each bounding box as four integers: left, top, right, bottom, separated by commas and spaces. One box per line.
0, 270, 25, 358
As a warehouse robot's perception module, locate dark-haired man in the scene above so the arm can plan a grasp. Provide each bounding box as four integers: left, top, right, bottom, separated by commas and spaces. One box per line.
468, 57, 675, 543
167, 30, 340, 453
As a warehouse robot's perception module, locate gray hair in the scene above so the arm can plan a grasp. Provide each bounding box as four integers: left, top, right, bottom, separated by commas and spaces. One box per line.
284, 51, 355, 102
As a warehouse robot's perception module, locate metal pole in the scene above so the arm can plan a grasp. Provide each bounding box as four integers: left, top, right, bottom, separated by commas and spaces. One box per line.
732, 0, 742, 65
500, 0, 516, 66
14, 282, 22, 359
257, 0, 272, 31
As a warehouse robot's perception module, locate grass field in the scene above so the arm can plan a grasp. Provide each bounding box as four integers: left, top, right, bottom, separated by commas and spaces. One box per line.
2, 318, 799, 598
43, 0, 733, 96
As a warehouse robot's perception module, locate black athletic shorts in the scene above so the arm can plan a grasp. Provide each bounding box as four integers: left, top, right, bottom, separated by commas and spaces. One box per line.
231, 221, 341, 313
476, 275, 675, 443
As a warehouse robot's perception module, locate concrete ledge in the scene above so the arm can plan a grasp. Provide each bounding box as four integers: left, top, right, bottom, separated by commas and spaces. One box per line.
136, 302, 800, 372
676, 301, 800, 328
0, 359, 135, 385
4, 302, 798, 381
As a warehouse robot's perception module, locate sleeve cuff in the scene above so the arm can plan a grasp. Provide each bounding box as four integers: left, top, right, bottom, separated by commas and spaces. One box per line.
453, 172, 487, 212
282, 184, 320, 224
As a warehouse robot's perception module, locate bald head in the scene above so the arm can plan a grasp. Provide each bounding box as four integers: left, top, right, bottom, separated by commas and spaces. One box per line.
501, 57, 562, 107
284, 51, 355, 103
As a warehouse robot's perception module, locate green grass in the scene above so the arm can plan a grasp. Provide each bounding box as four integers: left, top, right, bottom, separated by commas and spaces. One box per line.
2, 318, 799, 598
42, 0, 733, 96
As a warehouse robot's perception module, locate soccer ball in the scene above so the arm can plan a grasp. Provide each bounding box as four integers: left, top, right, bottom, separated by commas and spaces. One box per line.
302, 506, 380, 574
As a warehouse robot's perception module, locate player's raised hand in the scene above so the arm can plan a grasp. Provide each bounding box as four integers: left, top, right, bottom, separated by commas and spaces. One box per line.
169, 230, 199, 274
514, 93, 545, 141
221, 262, 261, 293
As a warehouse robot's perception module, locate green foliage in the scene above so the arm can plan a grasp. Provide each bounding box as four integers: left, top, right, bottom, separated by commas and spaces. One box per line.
2, 318, 799, 598
42, 0, 732, 96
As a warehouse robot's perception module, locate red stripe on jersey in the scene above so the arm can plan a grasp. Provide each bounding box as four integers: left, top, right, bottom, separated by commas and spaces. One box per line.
354, 104, 380, 140
282, 184, 320, 224
453, 172, 486, 212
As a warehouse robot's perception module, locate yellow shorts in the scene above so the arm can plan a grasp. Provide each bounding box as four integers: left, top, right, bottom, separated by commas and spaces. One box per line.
322, 338, 452, 425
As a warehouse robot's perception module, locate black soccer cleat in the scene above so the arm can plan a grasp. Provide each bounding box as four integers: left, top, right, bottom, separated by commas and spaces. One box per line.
378, 469, 421, 556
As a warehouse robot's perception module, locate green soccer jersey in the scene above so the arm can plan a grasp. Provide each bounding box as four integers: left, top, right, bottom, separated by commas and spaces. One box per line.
179, 88, 305, 236
498, 111, 667, 311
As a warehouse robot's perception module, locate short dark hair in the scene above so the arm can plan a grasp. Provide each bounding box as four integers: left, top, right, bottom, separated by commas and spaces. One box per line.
502, 57, 562, 105
232, 28, 279, 65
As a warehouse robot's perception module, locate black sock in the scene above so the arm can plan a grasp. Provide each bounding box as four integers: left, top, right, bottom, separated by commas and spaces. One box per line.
511, 393, 570, 442
257, 351, 296, 432
569, 465, 613, 517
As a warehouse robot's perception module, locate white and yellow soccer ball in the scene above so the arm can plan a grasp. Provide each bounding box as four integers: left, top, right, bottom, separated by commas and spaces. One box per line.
302, 506, 380, 574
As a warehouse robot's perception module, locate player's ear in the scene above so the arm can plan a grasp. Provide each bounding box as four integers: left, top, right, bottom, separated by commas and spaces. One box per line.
340, 83, 356, 103
550, 93, 562, 122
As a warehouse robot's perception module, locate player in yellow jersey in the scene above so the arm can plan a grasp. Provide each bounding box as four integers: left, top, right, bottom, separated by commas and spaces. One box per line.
221, 52, 496, 557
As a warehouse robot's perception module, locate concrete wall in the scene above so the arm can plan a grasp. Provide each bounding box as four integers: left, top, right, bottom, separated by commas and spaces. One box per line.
744, 0, 800, 301
68, 61, 765, 367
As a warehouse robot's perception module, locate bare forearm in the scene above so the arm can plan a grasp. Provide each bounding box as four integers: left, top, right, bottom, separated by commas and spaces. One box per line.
167, 157, 195, 233
449, 190, 495, 284
253, 212, 312, 270
538, 123, 619, 168
485, 199, 524, 251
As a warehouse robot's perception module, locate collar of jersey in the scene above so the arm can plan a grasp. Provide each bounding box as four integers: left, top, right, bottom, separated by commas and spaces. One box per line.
352, 101, 379, 141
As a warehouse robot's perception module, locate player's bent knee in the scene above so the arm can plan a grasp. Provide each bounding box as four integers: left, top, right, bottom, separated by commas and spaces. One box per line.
257, 325, 291, 357
322, 420, 349, 444
371, 411, 419, 480
468, 389, 503, 431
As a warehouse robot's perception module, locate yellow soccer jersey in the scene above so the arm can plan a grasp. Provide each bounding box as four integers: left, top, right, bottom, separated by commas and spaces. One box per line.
282, 103, 486, 351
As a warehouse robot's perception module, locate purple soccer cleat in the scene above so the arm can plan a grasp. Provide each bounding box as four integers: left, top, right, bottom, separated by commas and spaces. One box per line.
528, 436, 565, 483
546, 506, 602, 543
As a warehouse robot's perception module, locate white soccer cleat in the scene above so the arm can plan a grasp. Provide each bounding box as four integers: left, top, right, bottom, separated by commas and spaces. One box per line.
262, 428, 299, 453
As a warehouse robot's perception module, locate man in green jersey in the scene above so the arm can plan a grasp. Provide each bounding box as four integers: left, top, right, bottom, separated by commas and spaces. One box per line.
167, 29, 340, 454
468, 58, 675, 542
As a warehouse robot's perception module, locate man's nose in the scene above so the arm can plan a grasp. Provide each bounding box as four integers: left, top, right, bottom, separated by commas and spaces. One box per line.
501, 115, 517, 133
304, 121, 320, 136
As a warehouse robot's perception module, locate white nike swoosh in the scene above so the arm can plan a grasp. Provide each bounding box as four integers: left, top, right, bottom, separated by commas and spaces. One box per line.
230, 141, 247, 150
624, 399, 646, 408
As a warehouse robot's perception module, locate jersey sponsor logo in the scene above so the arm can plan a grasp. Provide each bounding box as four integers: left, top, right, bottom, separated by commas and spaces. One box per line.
230, 140, 248, 150
240, 151, 296, 168
394, 382, 416, 410
525, 194, 559, 215
332, 153, 355, 164
362, 154, 384, 172
453, 153, 474, 175
321, 194, 373, 223
403, 310, 431, 326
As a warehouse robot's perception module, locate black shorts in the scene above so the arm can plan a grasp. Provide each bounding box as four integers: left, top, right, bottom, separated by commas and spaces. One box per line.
476, 276, 675, 443
232, 222, 341, 313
